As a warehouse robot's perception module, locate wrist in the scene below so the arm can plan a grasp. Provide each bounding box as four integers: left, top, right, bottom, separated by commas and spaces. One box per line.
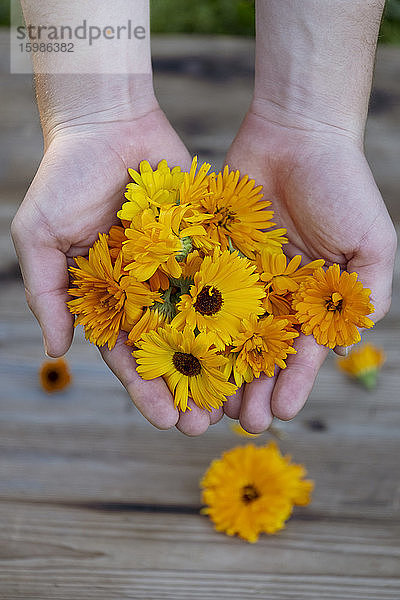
38, 73, 158, 143
249, 95, 365, 144
254, 0, 384, 140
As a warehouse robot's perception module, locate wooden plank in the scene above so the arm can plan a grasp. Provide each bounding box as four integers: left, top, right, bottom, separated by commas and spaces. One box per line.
0, 501, 399, 598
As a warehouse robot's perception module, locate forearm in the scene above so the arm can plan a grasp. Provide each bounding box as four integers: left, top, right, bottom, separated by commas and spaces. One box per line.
253, 0, 385, 138
20, 0, 156, 140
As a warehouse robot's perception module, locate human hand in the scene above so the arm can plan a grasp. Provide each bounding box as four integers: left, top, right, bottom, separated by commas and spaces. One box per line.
223, 107, 397, 433
11, 103, 224, 435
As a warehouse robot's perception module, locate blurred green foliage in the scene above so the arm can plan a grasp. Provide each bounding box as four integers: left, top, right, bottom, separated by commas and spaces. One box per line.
0, 0, 399, 42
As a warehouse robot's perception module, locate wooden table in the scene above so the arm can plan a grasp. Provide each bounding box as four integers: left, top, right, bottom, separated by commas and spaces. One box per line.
0, 248, 399, 599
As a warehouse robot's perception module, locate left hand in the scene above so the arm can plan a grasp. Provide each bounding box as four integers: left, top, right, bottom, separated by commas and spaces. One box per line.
223, 108, 397, 433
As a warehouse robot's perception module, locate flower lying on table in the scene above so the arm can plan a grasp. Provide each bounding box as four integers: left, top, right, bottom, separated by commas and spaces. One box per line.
337, 342, 385, 389
39, 357, 72, 393
200, 442, 313, 543
67, 157, 375, 411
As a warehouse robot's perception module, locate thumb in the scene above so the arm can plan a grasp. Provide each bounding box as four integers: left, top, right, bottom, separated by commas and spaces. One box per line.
11, 218, 74, 357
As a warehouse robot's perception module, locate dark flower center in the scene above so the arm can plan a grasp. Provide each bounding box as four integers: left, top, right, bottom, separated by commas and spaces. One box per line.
172, 352, 201, 377
214, 206, 236, 228
193, 286, 223, 316
326, 295, 343, 312
47, 370, 60, 382
241, 484, 260, 504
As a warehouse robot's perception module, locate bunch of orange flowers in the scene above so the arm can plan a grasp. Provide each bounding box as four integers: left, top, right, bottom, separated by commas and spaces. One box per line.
68, 157, 374, 412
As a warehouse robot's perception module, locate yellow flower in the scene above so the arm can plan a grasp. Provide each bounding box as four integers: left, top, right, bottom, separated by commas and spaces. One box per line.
292, 264, 374, 349
117, 160, 185, 222
337, 342, 385, 389
133, 325, 237, 412
68, 234, 161, 349
171, 249, 265, 348
231, 314, 298, 384
179, 155, 211, 205
39, 358, 72, 393
262, 291, 294, 318
107, 225, 127, 265
122, 204, 207, 282
230, 423, 260, 438
201, 442, 313, 543
257, 250, 325, 294
192, 164, 283, 257
126, 306, 168, 346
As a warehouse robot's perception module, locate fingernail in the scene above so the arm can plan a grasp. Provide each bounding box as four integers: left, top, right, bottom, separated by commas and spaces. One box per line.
43, 336, 49, 358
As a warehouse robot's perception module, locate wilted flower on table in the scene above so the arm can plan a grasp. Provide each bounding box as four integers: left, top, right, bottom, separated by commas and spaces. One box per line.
201, 442, 313, 543
39, 357, 72, 393
292, 264, 374, 349
171, 249, 265, 348
68, 234, 162, 349
133, 325, 237, 412
337, 342, 385, 389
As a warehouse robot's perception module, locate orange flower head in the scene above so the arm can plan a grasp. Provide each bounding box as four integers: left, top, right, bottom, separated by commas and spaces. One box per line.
68, 234, 161, 349
201, 442, 313, 543
292, 264, 374, 349
231, 313, 298, 384
39, 358, 72, 393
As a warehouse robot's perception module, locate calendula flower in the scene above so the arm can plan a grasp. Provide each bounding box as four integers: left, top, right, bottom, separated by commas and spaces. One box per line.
201, 442, 313, 543
133, 325, 237, 412
171, 249, 265, 348
192, 165, 281, 257
123, 204, 207, 282
292, 264, 374, 349
262, 291, 294, 318
337, 342, 385, 389
107, 225, 127, 264
231, 314, 298, 384
257, 250, 325, 294
126, 305, 169, 346
68, 234, 161, 349
179, 155, 211, 205
39, 357, 72, 393
230, 423, 260, 438
118, 160, 185, 222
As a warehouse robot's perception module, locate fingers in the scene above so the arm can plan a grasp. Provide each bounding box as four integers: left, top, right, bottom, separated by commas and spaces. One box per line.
223, 385, 244, 419
100, 333, 179, 430
334, 345, 352, 357
271, 334, 328, 420
11, 216, 74, 357
209, 406, 224, 425
176, 398, 211, 436
239, 374, 276, 434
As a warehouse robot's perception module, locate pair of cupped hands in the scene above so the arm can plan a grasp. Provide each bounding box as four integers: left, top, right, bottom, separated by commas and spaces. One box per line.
11, 95, 397, 435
